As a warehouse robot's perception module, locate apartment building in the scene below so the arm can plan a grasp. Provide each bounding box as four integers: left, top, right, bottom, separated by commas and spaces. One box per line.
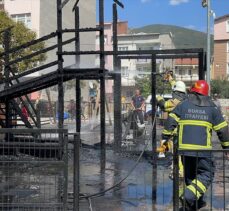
174, 58, 199, 87
3, 0, 96, 100
118, 32, 175, 98
95, 21, 128, 99
95, 21, 176, 98
4, 0, 96, 69
213, 14, 229, 79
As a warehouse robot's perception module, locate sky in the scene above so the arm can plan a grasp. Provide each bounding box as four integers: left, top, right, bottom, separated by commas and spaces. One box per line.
97, 0, 229, 32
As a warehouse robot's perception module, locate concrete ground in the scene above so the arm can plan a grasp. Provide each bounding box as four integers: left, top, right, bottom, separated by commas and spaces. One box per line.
0, 119, 228, 210
65, 120, 229, 210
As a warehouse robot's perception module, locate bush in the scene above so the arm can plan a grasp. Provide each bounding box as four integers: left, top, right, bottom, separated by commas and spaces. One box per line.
211, 80, 229, 98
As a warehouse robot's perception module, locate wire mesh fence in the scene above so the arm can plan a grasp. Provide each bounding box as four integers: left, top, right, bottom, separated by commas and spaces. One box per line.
0, 128, 68, 211
173, 150, 229, 211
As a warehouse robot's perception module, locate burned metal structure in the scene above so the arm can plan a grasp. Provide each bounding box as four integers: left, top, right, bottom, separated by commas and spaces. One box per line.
0, 0, 228, 211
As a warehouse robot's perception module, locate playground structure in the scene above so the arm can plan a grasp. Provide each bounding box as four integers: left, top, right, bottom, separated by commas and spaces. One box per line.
0, 0, 228, 211
0, 0, 206, 150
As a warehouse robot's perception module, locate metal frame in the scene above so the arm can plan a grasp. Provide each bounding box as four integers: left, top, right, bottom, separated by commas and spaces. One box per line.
0, 1, 208, 210
0, 128, 69, 210
173, 149, 229, 211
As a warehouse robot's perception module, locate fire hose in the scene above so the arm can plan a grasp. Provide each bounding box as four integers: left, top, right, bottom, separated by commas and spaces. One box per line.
79, 72, 174, 205
80, 112, 157, 200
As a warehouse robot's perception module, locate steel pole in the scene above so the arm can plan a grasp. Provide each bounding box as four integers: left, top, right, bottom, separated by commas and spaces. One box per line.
57, 0, 64, 130
99, 0, 106, 151
113, 3, 122, 151
206, 0, 211, 90
151, 54, 157, 207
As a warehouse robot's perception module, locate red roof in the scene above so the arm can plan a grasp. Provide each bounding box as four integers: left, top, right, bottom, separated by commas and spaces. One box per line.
175, 58, 199, 65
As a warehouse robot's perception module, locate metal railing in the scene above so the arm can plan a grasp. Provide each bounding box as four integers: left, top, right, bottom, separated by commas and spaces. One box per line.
0, 128, 68, 211
173, 149, 229, 211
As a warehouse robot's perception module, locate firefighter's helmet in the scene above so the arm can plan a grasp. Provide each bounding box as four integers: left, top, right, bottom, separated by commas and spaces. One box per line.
190, 80, 209, 96
173, 81, 186, 93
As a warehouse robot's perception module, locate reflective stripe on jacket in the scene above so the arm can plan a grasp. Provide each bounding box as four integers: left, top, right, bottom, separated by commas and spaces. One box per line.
162, 94, 229, 156
157, 98, 181, 113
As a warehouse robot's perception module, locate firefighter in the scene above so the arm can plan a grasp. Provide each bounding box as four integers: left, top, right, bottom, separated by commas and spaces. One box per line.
157, 73, 186, 177
162, 80, 229, 210
156, 73, 187, 112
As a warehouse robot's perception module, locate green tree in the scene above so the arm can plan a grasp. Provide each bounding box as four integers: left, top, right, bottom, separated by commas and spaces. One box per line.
135, 75, 172, 98
0, 11, 46, 73
211, 79, 229, 98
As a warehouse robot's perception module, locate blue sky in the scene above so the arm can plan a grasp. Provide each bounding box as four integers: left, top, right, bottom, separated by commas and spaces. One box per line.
98, 0, 229, 32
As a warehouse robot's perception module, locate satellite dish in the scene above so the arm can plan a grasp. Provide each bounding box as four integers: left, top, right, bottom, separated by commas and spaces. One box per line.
89, 82, 94, 89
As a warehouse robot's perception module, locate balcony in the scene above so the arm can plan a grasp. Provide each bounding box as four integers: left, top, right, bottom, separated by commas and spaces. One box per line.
175, 74, 198, 82
136, 58, 151, 64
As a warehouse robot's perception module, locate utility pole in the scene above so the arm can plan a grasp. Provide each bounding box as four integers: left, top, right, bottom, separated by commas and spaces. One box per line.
207, 0, 211, 89
202, 0, 211, 89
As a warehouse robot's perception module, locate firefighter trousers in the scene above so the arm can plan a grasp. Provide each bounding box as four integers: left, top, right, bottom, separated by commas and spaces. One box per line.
181, 156, 215, 207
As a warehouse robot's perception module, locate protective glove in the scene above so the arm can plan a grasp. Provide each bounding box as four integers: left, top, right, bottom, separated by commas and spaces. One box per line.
156, 95, 163, 102
163, 72, 173, 82
157, 140, 168, 158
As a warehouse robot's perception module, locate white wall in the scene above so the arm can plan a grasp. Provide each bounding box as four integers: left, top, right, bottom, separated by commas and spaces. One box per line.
39, 0, 96, 72
118, 33, 174, 86
4, 0, 40, 36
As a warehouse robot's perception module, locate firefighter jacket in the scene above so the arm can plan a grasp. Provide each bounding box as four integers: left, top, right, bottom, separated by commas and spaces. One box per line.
162, 93, 229, 157
156, 79, 186, 112
157, 91, 186, 113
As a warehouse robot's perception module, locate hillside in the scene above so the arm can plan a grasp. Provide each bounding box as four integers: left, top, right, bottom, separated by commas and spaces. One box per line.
131, 24, 211, 51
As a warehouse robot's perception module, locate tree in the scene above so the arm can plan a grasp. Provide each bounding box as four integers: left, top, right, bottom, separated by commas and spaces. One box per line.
135, 75, 172, 98
0, 11, 46, 73
211, 79, 229, 98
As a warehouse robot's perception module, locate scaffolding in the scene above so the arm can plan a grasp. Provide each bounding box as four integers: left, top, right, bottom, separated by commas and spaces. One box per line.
1, 1, 228, 211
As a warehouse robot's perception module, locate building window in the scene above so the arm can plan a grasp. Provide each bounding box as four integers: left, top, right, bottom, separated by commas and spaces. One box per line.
11, 13, 31, 29
227, 63, 229, 76
227, 41, 229, 52
188, 69, 192, 75
95, 55, 99, 66
96, 35, 107, 45
121, 66, 129, 77
227, 20, 229, 33
137, 58, 148, 63
118, 46, 128, 51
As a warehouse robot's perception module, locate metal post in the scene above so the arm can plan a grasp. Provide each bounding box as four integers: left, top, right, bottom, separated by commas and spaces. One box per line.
73, 134, 80, 211
151, 54, 157, 205
75, 6, 81, 134
3, 29, 10, 89
37, 104, 41, 129
57, 0, 64, 130
99, 0, 106, 151
113, 3, 122, 151
173, 143, 179, 211
206, 0, 211, 88
74, 8, 81, 211
3, 29, 11, 128
63, 133, 69, 211
198, 51, 205, 80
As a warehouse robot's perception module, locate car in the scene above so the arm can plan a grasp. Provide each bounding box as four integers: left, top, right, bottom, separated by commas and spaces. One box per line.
145, 94, 172, 112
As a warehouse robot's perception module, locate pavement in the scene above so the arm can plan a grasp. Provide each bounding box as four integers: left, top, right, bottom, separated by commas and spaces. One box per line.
2, 118, 228, 210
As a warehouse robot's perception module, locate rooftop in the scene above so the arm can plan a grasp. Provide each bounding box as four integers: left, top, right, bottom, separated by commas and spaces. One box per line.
215, 14, 229, 22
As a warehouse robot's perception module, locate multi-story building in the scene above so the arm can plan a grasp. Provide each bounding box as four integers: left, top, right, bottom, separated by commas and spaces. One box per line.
213, 14, 229, 80
118, 32, 175, 98
3, 0, 96, 100
4, 0, 96, 69
174, 58, 199, 87
95, 21, 128, 99
96, 21, 175, 98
